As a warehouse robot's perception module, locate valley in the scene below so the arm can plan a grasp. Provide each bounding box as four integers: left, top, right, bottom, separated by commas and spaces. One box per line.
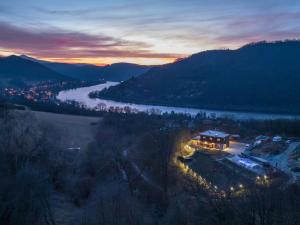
1, 40, 300, 225
1, 0, 300, 224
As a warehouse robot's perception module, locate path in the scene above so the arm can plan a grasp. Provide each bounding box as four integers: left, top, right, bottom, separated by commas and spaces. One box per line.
122, 148, 163, 192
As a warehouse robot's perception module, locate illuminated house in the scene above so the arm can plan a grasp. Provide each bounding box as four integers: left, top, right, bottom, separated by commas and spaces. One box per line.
191, 130, 230, 150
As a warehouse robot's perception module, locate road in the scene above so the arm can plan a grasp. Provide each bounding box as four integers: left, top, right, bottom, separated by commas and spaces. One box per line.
268, 142, 300, 182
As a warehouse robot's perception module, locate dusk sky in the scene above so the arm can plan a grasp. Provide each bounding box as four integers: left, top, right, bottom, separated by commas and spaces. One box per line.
0, 0, 300, 65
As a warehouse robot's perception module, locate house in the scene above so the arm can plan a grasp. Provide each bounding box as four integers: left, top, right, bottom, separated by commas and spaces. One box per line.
191, 130, 230, 150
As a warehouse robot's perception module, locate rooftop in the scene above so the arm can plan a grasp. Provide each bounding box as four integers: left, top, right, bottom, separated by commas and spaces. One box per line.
200, 130, 229, 138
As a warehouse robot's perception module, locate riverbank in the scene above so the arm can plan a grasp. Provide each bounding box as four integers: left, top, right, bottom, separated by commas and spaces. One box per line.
56, 82, 300, 121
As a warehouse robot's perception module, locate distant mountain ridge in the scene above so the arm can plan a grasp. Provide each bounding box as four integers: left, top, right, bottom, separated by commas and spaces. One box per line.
98, 63, 151, 81
97, 40, 300, 114
0, 55, 70, 87
20, 55, 152, 82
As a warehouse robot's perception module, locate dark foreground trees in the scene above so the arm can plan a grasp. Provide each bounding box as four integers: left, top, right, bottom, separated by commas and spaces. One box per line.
205, 184, 300, 225
0, 107, 63, 225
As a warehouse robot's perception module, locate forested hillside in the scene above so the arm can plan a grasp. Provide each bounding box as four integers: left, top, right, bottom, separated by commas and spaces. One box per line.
0, 55, 70, 87
97, 41, 300, 114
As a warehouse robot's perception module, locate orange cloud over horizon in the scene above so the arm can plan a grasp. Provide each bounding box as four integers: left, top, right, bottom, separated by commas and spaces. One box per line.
0, 21, 184, 66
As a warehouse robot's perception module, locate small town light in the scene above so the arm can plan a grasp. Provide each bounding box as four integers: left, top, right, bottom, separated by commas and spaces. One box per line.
256, 176, 260, 180
214, 185, 218, 189
264, 175, 268, 179
230, 186, 234, 191
239, 184, 244, 188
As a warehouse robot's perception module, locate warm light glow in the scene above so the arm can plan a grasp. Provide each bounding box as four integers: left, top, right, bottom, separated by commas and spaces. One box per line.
174, 153, 247, 197
39, 56, 178, 66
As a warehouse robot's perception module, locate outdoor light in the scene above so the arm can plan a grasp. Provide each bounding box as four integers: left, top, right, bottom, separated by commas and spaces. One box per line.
256, 176, 260, 180
239, 184, 243, 188
230, 186, 234, 191
264, 175, 268, 179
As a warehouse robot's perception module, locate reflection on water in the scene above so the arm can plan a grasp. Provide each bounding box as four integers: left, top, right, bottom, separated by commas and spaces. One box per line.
56, 81, 300, 121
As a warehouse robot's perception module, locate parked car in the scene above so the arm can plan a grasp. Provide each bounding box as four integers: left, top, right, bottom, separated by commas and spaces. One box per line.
272, 136, 282, 142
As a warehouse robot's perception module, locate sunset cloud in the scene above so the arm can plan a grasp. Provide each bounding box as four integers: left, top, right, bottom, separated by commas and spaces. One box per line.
0, 0, 300, 64
0, 21, 183, 63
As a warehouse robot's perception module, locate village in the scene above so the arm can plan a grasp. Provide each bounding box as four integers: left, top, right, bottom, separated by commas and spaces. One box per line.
176, 128, 300, 194
0, 80, 102, 103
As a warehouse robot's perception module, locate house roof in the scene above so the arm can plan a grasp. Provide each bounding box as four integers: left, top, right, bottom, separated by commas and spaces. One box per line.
199, 130, 229, 138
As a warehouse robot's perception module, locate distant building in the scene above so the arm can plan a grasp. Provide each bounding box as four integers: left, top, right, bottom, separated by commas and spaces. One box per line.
191, 130, 230, 150
255, 135, 270, 142
272, 136, 282, 142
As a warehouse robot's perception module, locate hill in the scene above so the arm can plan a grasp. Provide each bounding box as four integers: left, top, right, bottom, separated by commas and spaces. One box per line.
0, 55, 70, 87
98, 63, 151, 81
97, 40, 300, 114
21, 55, 152, 82
43, 62, 103, 81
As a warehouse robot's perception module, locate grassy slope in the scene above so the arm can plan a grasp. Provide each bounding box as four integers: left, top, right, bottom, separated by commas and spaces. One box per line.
30, 110, 101, 150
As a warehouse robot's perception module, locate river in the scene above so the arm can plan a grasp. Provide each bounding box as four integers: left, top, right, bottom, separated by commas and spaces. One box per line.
56, 81, 300, 121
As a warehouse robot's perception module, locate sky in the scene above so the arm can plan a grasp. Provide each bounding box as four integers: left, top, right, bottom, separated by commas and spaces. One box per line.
0, 0, 300, 65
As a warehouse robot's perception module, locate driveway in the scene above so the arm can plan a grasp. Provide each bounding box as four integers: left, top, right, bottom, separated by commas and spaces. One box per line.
225, 141, 248, 155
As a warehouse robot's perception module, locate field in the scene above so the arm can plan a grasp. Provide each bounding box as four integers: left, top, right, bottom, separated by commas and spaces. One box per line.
31, 111, 101, 150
